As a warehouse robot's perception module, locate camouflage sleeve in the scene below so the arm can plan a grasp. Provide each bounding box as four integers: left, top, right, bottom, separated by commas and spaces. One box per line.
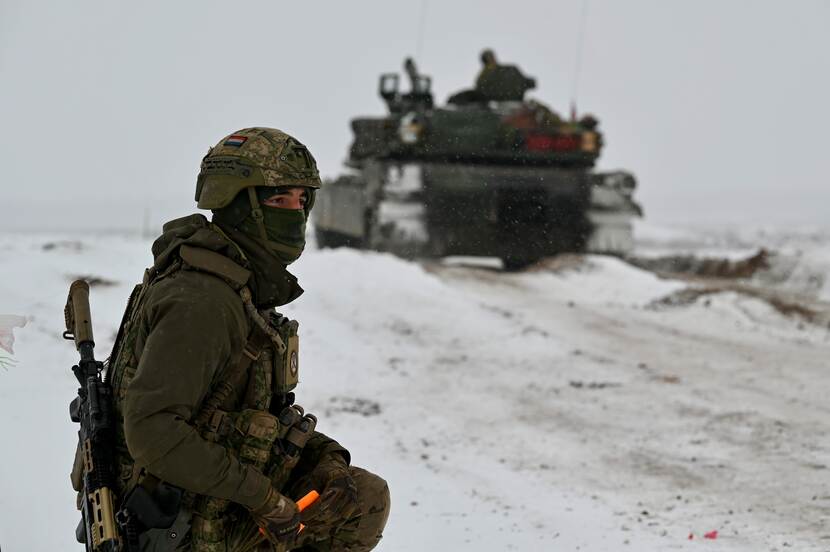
123, 273, 271, 509
282, 430, 350, 490
300, 431, 351, 468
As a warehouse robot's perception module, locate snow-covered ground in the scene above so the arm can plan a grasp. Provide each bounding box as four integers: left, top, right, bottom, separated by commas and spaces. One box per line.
1, 222, 829, 551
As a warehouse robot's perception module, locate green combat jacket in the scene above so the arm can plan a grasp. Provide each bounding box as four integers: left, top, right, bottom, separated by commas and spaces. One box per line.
109, 214, 347, 513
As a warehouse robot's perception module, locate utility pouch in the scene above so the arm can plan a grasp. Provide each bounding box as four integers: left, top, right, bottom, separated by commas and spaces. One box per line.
120, 480, 183, 530
266, 405, 317, 490
228, 409, 282, 470
190, 410, 282, 552
282, 409, 317, 457
138, 505, 192, 552
272, 316, 300, 395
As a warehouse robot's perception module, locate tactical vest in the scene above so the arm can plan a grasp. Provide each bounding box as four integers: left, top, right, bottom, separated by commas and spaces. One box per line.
104, 242, 311, 551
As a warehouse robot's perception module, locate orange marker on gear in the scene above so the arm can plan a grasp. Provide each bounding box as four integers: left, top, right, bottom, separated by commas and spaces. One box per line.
297, 490, 320, 512
258, 490, 321, 537
297, 490, 320, 533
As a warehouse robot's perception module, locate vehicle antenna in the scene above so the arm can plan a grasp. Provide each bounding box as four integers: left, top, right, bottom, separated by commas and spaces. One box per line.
570, 0, 590, 121
415, 0, 429, 63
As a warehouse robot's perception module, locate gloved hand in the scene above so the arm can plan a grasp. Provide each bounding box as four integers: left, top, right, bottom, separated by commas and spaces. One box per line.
302, 453, 359, 526
249, 486, 300, 545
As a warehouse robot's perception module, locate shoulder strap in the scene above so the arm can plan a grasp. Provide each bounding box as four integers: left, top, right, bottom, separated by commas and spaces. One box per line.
239, 287, 287, 355
179, 244, 251, 290
192, 316, 271, 430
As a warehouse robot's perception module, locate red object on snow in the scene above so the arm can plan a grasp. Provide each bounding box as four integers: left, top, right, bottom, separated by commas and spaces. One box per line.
704, 530, 718, 540
688, 533, 694, 540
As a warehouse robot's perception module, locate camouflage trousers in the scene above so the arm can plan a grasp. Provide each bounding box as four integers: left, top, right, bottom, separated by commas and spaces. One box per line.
270, 467, 390, 552
141, 466, 389, 552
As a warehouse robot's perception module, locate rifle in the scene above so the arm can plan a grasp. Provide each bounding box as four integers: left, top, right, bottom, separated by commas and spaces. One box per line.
65, 280, 121, 551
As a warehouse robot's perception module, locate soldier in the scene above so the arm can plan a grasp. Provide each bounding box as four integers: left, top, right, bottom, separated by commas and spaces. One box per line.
474, 48, 536, 102
102, 127, 390, 551
475, 48, 499, 89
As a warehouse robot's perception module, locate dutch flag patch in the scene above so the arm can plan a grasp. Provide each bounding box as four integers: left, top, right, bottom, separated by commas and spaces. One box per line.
224, 135, 248, 147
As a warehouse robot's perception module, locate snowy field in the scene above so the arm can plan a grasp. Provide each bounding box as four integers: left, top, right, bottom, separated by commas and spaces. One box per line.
1, 220, 829, 551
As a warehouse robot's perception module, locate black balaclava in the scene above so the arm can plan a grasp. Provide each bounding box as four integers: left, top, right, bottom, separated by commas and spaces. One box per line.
212, 187, 309, 307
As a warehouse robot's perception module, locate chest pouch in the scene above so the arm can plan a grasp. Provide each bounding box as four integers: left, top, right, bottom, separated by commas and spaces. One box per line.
228, 409, 282, 469
190, 409, 282, 551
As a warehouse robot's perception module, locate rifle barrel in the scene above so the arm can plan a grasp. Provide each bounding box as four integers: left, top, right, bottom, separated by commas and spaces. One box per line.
67, 280, 95, 348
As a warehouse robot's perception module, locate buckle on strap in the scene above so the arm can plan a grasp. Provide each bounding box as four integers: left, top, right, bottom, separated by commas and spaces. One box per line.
208, 410, 225, 433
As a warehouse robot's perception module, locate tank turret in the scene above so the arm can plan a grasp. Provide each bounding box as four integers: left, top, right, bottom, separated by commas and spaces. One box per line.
314, 52, 642, 268
351, 58, 602, 169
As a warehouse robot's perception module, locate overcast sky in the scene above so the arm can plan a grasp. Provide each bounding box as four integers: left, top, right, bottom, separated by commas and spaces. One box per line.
1, 0, 828, 232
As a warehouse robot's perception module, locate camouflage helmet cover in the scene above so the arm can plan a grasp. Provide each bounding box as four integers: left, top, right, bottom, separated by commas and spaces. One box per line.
196, 127, 322, 209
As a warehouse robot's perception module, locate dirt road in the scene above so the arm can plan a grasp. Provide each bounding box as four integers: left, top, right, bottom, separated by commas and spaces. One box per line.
427, 256, 830, 550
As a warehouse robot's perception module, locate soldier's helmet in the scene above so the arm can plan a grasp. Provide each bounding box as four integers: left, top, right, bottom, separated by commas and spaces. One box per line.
480, 49, 497, 66
195, 127, 322, 212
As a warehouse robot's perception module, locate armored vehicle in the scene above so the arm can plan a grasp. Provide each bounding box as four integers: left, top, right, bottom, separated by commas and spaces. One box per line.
313, 54, 641, 268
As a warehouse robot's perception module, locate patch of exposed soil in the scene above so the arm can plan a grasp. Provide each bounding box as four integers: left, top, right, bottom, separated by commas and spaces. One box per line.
629, 249, 770, 279
325, 396, 382, 417
649, 284, 829, 326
